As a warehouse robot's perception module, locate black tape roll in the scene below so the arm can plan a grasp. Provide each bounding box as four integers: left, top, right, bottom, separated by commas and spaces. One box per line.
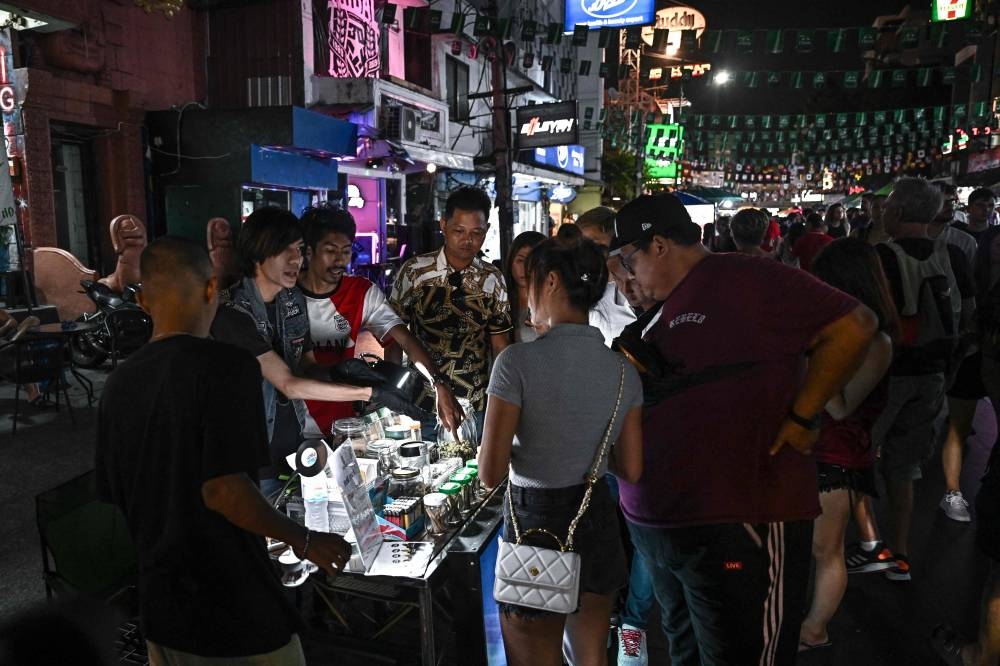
296, 438, 329, 477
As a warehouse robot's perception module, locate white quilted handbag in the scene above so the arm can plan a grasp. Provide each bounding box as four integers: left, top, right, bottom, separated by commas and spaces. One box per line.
493, 361, 625, 614
494, 539, 581, 613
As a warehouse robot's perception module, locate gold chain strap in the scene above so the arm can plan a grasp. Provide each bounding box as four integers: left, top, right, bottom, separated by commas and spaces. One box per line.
508, 360, 627, 552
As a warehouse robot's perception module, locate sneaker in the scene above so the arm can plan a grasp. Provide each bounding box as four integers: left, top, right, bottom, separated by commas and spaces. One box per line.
940, 491, 972, 523
845, 542, 895, 573
885, 553, 911, 581
617, 624, 648, 666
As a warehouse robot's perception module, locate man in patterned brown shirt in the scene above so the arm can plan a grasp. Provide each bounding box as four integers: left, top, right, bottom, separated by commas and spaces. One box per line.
390, 187, 512, 436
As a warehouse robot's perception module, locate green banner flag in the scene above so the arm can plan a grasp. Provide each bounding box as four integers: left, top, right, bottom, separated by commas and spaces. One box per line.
843, 70, 860, 88
745, 116, 758, 130
874, 110, 887, 125
837, 127, 849, 140
741, 71, 760, 88
899, 26, 919, 49
917, 68, 933, 87
710, 115, 722, 128
941, 66, 957, 85
766, 71, 782, 87
790, 71, 804, 88
859, 27, 877, 50
972, 64, 984, 83
761, 115, 773, 129
779, 115, 791, 129
836, 113, 849, 127
953, 104, 968, 121
974, 101, 989, 119
913, 107, 926, 122
728, 115, 739, 129
813, 72, 827, 88
696, 115, 706, 128
703, 30, 723, 53
796, 114, 809, 128
822, 129, 833, 140
891, 69, 907, 88
893, 109, 908, 123
815, 114, 828, 129
931, 23, 948, 49
796, 29, 815, 53
855, 112, 867, 126
967, 22, 984, 46
737, 30, 754, 53
868, 70, 884, 88
766, 29, 784, 54
449, 12, 465, 34
827, 28, 847, 53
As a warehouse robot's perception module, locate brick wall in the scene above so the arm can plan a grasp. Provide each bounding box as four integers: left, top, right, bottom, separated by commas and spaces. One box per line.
12, 1, 206, 272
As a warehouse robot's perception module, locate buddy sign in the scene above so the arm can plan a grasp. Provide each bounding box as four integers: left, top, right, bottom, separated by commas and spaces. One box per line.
515, 101, 578, 150
564, 0, 654, 30
641, 7, 707, 50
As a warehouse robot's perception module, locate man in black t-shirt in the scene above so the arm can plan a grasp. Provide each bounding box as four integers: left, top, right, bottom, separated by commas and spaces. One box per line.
96, 237, 351, 663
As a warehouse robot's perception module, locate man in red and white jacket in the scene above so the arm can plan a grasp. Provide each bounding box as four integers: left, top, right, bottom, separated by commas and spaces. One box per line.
298, 204, 462, 437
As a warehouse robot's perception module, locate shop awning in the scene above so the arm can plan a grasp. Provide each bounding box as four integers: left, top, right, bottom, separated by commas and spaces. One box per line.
512, 161, 585, 187
407, 144, 475, 171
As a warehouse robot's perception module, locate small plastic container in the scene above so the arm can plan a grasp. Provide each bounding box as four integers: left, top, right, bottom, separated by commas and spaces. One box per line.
438, 481, 464, 524
449, 471, 475, 513
333, 417, 368, 455
461, 465, 482, 499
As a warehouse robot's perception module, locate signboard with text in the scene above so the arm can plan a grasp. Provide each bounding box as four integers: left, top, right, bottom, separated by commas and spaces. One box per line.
931, 0, 971, 22
532, 144, 585, 175
515, 101, 578, 150
564, 0, 654, 31
645, 123, 684, 180
0, 29, 17, 227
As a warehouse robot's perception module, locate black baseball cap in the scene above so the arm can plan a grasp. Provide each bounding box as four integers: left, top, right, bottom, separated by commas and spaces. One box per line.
609, 193, 699, 254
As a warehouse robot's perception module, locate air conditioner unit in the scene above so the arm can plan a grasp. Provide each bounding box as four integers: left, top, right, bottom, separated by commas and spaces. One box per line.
383, 105, 418, 142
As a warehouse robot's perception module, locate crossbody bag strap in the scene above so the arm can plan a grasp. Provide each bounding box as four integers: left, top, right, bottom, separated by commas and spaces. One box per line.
507, 359, 627, 551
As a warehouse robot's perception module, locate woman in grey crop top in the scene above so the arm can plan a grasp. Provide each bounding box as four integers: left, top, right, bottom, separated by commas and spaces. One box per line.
479, 235, 643, 666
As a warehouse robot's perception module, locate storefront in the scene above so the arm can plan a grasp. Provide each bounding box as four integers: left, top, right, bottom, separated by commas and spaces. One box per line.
146, 106, 357, 242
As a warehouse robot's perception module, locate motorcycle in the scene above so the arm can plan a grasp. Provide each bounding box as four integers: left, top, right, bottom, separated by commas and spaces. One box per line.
69, 280, 152, 368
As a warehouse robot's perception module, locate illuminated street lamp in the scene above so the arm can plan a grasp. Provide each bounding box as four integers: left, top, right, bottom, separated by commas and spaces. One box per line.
714, 70, 731, 85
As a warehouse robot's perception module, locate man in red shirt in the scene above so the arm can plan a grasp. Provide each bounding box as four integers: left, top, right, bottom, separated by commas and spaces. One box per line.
298, 205, 462, 437
608, 193, 876, 665
792, 213, 833, 272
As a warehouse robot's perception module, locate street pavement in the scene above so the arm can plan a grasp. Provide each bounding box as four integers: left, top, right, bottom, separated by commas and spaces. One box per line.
0, 366, 995, 664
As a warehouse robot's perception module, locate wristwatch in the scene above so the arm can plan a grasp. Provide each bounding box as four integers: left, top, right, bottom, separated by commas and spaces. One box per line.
787, 408, 821, 431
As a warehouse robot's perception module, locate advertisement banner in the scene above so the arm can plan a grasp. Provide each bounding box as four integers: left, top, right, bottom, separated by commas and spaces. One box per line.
564, 0, 654, 31
532, 144, 585, 175
515, 101, 578, 150
0, 29, 17, 227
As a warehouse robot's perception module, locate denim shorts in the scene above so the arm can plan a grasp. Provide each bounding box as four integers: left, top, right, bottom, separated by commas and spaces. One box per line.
500, 481, 626, 619
817, 462, 878, 497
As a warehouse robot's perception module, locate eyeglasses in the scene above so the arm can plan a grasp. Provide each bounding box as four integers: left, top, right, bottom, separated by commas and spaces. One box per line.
619, 243, 641, 275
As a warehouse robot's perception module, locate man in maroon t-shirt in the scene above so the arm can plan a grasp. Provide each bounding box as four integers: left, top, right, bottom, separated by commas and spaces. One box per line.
792, 213, 834, 272
608, 193, 876, 665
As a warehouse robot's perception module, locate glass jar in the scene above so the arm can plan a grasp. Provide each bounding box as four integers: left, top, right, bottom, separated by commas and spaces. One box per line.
435, 398, 478, 461
388, 467, 425, 500
366, 438, 398, 477
461, 465, 482, 500
396, 440, 428, 470
333, 417, 368, 455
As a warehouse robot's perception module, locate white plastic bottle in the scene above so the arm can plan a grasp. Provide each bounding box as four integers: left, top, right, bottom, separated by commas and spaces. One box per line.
301, 473, 330, 533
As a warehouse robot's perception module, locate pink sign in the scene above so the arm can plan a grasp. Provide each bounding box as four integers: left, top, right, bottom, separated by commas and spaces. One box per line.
328, 0, 380, 78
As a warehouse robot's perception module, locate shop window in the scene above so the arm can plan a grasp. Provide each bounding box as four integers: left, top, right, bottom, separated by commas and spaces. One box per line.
446, 56, 469, 122
50, 130, 100, 270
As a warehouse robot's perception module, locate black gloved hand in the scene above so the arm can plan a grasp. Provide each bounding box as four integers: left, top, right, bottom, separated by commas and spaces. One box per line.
329, 358, 386, 387
371, 385, 434, 423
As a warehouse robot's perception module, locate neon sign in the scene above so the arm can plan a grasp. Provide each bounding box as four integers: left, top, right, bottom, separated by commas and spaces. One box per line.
0, 47, 16, 112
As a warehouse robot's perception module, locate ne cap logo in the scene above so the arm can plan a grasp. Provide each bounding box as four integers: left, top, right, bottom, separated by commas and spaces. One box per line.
641, 222, 652, 231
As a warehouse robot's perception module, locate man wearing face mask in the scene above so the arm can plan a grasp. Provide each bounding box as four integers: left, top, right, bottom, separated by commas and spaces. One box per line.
390, 186, 512, 438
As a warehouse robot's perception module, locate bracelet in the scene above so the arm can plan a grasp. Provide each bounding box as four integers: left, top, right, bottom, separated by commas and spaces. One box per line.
300, 528, 312, 560
787, 408, 820, 431
431, 372, 452, 390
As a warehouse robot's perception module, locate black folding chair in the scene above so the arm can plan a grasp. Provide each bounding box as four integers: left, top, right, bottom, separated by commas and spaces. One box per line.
0, 333, 75, 435
35, 470, 145, 663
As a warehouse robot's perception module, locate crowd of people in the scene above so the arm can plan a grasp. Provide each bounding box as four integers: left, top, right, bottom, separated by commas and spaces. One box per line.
87, 178, 1000, 666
